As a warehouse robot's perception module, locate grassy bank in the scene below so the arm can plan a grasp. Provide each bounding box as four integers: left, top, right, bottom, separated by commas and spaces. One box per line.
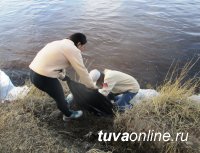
114, 60, 200, 153
0, 61, 199, 153
0, 85, 114, 153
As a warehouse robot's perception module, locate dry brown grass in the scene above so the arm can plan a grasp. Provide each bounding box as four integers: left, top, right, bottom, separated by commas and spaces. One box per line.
1, 87, 60, 152
0, 85, 84, 153
0, 83, 114, 153
0, 59, 199, 153
114, 59, 200, 153
86, 149, 112, 153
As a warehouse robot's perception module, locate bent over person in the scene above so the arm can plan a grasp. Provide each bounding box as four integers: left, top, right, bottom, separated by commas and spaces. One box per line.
89, 69, 140, 111
29, 33, 95, 120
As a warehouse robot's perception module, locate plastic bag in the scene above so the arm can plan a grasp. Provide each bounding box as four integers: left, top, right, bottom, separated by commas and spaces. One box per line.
63, 76, 113, 116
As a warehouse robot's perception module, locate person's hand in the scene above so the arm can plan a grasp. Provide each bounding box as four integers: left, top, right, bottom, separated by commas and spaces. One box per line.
58, 72, 65, 80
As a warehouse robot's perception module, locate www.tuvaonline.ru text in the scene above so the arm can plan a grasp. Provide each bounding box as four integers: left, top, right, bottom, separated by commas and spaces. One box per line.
98, 130, 188, 142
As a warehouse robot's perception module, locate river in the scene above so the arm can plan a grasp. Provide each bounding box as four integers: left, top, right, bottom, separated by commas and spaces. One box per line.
0, 0, 200, 87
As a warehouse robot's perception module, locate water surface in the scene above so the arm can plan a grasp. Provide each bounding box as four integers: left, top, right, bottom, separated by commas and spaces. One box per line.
0, 0, 200, 86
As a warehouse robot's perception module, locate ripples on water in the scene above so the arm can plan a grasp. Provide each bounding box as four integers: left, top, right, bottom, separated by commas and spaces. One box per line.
0, 0, 200, 86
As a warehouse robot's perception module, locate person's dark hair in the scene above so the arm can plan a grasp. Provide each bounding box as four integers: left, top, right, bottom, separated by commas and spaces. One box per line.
69, 33, 87, 47
96, 72, 105, 88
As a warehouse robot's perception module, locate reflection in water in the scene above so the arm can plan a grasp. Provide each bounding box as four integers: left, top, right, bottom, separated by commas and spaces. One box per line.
0, 0, 199, 87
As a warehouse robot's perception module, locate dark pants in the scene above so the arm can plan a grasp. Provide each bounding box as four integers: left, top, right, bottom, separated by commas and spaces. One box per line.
30, 69, 71, 116
114, 91, 137, 111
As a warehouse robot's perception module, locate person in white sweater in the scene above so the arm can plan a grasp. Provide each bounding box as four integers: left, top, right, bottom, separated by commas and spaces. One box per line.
89, 69, 140, 111
29, 33, 95, 120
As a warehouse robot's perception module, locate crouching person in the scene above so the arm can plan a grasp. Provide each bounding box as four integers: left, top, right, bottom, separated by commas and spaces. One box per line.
89, 69, 140, 111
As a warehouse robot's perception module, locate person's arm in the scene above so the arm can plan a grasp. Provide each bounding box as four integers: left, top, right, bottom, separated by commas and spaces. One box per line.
66, 50, 95, 89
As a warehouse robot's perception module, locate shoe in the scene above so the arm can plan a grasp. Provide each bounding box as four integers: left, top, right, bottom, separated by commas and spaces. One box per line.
65, 94, 74, 105
63, 110, 83, 121
111, 100, 115, 104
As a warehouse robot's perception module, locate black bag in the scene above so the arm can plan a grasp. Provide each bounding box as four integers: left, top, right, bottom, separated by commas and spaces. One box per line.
63, 76, 113, 116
